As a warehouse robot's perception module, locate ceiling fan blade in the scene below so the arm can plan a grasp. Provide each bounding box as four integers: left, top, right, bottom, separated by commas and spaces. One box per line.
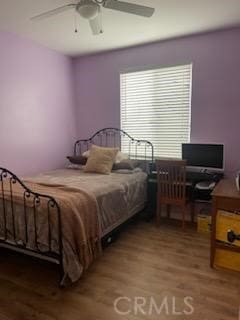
89, 14, 103, 35
103, 0, 155, 17
31, 4, 76, 21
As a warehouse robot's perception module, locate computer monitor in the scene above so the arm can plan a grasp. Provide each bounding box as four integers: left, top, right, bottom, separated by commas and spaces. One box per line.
182, 143, 224, 171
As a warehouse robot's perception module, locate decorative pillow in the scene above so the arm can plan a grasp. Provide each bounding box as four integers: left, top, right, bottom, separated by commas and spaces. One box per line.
67, 155, 88, 165
83, 148, 128, 164
84, 145, 119, 174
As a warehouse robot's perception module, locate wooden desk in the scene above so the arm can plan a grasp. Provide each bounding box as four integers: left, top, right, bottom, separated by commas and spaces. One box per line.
211, 179, 240, 268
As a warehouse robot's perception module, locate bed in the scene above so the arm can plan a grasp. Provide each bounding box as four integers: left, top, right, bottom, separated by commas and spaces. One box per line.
0, 128, 153, 286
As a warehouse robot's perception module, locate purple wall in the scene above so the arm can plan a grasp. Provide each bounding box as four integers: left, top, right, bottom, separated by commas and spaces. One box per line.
1, 28, 240, 176
73, 28, 240, 176
0, 32, 77, 175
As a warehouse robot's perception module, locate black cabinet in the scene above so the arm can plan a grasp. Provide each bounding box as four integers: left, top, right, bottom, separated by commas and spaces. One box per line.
145, 174, 157, 220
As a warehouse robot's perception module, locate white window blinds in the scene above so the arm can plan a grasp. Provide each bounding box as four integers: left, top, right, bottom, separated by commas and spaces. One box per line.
120, 64, 192, 158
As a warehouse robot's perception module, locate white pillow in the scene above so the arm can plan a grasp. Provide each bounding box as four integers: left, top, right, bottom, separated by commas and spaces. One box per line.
82, 150, 91, 158
115, 151, 129, 163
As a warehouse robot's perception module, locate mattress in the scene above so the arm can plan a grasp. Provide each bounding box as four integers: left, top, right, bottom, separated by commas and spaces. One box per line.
26, 168, 148, 236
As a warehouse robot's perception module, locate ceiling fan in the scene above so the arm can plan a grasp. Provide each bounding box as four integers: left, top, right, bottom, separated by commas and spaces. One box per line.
31, 0, 155, 35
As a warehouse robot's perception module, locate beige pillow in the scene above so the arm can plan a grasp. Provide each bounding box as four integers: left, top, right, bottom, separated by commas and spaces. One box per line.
84, 145, 119, 174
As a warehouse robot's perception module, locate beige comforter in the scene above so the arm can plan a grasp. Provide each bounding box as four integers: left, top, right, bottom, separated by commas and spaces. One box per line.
0, 179, 101, 285
28, 169, 148, 236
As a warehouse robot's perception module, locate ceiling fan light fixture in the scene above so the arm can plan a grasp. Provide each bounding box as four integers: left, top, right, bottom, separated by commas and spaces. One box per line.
30, 0, 155, 36
76, 0, 100, 20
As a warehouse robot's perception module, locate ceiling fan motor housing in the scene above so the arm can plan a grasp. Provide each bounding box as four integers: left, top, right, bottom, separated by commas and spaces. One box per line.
76, 0, 100, 20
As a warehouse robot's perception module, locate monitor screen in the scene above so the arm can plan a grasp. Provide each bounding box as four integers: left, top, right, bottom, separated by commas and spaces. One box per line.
182, 144, 224, 169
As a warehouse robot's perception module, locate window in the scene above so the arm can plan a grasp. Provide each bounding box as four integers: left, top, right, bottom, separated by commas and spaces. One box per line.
120, 64, 192, 158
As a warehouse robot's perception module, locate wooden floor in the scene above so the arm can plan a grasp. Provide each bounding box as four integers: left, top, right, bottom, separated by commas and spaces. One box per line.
0, 219, 239, 320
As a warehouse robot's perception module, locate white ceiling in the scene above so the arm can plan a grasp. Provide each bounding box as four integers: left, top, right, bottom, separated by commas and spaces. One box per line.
0, 0, 240, 56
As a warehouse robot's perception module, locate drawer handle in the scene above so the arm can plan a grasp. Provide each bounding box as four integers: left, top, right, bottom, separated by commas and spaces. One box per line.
227, 230, 240, 243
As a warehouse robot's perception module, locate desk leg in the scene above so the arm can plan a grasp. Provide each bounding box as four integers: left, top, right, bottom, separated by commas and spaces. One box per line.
210, 197, 217, 268
156, 194, 161, 226
190, 202, 195, 224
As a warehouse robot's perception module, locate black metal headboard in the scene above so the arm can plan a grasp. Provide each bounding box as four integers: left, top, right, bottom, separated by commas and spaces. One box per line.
74, 128, 154, 163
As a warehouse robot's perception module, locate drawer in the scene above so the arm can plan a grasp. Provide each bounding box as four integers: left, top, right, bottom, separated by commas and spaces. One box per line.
216, 210, 240, 246
215, 248, 240, 272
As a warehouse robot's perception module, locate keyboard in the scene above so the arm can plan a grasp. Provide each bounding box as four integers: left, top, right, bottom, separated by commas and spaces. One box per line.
186, 171, 221, 182
186, 171, 213, 181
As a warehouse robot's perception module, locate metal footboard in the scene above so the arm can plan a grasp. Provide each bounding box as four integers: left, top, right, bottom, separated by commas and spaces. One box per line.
0, 167, 63, 284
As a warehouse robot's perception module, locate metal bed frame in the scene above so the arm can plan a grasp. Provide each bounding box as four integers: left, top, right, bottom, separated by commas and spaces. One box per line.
0, 128, 154, 284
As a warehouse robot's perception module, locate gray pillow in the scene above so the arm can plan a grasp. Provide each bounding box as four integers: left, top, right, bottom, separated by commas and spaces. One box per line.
67, 155, 88, 165
112, 159, 148, 172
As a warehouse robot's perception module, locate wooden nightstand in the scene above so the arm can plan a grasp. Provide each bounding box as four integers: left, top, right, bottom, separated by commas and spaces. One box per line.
211, 179, 240, 271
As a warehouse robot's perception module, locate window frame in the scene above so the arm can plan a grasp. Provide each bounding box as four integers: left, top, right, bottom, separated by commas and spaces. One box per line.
120, 63, 193, 159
